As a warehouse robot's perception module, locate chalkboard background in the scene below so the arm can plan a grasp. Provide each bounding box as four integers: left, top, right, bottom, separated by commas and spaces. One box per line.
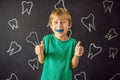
0, 0, 120, 80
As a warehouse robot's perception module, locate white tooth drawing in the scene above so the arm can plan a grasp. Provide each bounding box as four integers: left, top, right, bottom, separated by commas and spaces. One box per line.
109, 73, 120, 80
81, 13, 96, 32
28, 58, 39, 71
46, 0, 67, 27
6, 73, 18, 80
88, 43, 102, 60
103, 0, 113, 13
47, 21, 50, 27
54, 0, 66, 9
21, 1, 33, 15
105, 28, 118, 40
74, 71, 87, 80
8, 18, 18, 30
7, 41, 22, 56
26, 32, 39, 47
109, 47, 118, 59
68, 29, 72, 37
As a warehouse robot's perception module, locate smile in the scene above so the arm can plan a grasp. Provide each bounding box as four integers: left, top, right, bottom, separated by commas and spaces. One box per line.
56, 29, 64, 32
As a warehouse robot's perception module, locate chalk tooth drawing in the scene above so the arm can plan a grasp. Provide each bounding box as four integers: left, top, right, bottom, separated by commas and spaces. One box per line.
21, 1, 33, 15
26, 32, 39, 47
47, 0, 67, 27
7, 41, 22, 56
103, 0, 113, 13
68, 29, 72, 37
8, 18, 18, 30
6, 73, 18, 80
81, 13, 96, 32
74, 71, 87, 80
28, 58, 39, 71
88, 43, 102, 60
109, 48, 118, 59
109, 73, 120, 80
54, 0, 66, 9
105, 28, 118, 40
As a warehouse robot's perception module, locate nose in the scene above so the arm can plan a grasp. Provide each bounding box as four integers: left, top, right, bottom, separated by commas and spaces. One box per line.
57, 22, 63, 28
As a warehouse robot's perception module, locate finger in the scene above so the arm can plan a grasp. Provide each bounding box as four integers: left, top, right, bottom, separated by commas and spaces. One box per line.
80, 46, 84, 55
41, 41, 44, 44
40, 41, 44, 47
76, 41, 81, 46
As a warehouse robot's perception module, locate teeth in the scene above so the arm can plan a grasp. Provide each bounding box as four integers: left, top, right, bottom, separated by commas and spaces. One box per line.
21, 1, 33, 15
56, 29, 64, 32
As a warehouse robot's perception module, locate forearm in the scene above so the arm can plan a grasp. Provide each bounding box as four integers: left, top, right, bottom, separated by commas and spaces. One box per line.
71, 55, 79, 69
38, 54, 44, 64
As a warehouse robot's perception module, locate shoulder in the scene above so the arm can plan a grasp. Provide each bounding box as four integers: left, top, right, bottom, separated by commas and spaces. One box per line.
43, 34, 53, 39
69, 37, 77, 43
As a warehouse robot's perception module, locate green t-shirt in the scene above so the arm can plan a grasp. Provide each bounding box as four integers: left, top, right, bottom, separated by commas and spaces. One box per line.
41, 34, 77, 80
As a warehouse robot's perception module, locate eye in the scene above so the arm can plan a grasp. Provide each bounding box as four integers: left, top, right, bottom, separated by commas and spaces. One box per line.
62, 22, 65, 23
54, 22, 57, 24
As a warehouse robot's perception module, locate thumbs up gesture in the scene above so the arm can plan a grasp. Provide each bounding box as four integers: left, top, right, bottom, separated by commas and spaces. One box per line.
74, 41, 84, 57
35, 41, 44, 55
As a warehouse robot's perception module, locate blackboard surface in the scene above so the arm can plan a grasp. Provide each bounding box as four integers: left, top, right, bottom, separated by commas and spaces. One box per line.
0, 0, 120, 80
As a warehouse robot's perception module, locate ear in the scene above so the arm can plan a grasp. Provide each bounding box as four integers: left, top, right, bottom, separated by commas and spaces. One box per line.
68, 22, 72, 28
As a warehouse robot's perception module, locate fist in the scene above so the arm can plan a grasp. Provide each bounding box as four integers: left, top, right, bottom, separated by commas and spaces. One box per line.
75, 41, 84, 57
35, 41, 44, 55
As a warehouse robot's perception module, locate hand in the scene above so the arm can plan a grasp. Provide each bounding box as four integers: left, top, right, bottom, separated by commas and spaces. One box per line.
35, 41, 44, 55
74, 41, 84, 57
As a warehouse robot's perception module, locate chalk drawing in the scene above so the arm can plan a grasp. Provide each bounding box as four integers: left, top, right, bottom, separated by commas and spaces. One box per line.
103, 0, 113, 13
74, 71, 87, 80
46, 0, 67, 27
81, 13, 96, 32
54, 0, 66, 9
8, 18, 18, 30
109, 47, 119, 59
21, 1, 33, 15
109, 73, 120, 80
6, 73, 18, 80
7, 41, 22, 56
28, 58, 39, 71
26, 32, 39, 47
88, 43, 102, 60
68, 29, 72, 37
105, 28, 118, 40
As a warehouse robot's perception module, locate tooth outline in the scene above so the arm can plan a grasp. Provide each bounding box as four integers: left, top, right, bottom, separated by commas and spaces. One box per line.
105, 28, 118, 40
88, 43, 102, 60
54, 0, 66, 9
74, 71, 87, 80
109, 73, 120, 80
103, 0, 113, 13
81, 13, 96, 32
6, 73, 18, 80
109, 47, 118, 59
8, 18, 18, 30
7, 41, 22, 56
21, 1, 33, 15
28, 58, 39, 71
26, 32, 39, 47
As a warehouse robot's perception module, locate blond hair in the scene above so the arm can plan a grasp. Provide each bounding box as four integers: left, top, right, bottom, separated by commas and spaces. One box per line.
49, 8, 72, 27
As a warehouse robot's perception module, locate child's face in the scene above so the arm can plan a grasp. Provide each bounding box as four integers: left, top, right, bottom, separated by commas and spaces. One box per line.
50, 17, 71, 37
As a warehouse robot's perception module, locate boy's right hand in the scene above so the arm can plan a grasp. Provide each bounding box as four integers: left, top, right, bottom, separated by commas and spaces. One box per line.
35, 41, 44, 55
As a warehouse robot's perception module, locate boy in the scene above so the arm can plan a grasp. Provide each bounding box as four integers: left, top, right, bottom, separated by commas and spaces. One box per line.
35, 8, 84, 80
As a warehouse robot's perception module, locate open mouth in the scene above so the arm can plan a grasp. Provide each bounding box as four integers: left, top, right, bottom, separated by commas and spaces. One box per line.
56, 29, 64, 32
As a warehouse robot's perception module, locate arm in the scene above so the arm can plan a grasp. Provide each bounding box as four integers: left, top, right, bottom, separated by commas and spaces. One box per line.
71, 55, 80, 69
35, 41, 44, 64
38, 52, 44, 64
71, 41, 84, 69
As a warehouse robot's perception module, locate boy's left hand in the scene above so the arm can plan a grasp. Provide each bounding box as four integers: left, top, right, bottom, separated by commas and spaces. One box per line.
74, 41, 84, 57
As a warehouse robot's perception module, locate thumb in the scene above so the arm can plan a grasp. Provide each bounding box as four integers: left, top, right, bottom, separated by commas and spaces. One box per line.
76, 41, 81, 46
40, 41, 44, 47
